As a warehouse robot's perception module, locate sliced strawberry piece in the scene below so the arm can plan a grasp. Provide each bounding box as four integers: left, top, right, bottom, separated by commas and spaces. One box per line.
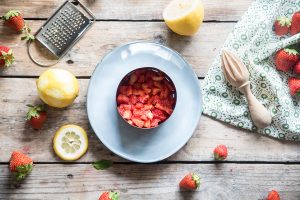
119, 86, 128, 95
140, 115, 148, 121
132, 117, 145, 128
160, 87, 170, 99
132, 89, 145, 96
129, 95, 138, 105
142, 83, 151, 94
129, 73, 138, 85
152, 75, 164, 81
150, 118, 161, 127
144, 120, 151, 128
138, 95, 150, 103
154, 81, 162, 89
118, 107, 125, 116
126, 86, 133, 96
152, 108, 167, 120
152, 95, 161, 105
135, 102, 144, 109
117, 94, 129, 104
155, 102, 173, 115
145, 110, 154, 120
146, 79, 154, 88
133, 108, 146, 116
152, 87, 161, 95
119, 104, 132, 110
133, 83, 142, 89
122, 110, 132, 120
143, 104, 153, 110
138, 74, 145, 83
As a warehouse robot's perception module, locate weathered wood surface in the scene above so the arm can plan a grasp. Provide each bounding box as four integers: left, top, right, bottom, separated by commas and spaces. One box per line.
0, 163, 299, 200
1, 78, 299, 162
0, 21, 232, 78
0, 0, 253, 21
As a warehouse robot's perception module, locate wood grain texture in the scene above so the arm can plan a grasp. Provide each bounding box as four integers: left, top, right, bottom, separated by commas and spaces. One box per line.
0, 0, 253, 21
0, 21, 232, 78
0, 163, 299, 200
1, 78, 299, 162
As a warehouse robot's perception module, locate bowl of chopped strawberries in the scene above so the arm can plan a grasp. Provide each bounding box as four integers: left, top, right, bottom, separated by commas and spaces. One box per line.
116, 67, 177, 129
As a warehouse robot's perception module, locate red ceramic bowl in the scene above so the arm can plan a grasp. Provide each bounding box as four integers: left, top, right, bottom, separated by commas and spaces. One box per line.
116, 67, 177, 129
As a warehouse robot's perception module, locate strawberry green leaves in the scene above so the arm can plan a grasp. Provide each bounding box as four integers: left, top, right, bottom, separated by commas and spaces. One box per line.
92, 160, 113, 170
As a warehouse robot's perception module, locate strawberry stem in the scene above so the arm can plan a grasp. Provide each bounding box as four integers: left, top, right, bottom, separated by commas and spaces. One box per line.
21, 23, 35, 42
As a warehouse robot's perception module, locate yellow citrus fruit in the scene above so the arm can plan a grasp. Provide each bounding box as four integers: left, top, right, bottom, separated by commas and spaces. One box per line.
36, 69, 79, 108
163, 0, 204, 36
53, 124, 88, 161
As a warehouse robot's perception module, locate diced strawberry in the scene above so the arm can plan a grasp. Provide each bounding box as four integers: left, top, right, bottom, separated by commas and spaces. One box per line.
140, 115, 148, 121
144, 120, 151, 128
119, 86, 128, 95
152, 76, 164, 81
155, 102, 173, 115
150, 118, 161, 127
129, 95, 138, 105
143, 104, 153, 110
119, 104, 132, 110
132, 89, 145, 96
138, 74, 145, 83
145, 110, 154, 120
147, 96, 154, 104
118, 107, 125, 116
154, 81, 162, 89
132, 117, 145, 128
135, 69, 146, 76
160, 87, 170, 99
133, 108, 146, 117
138, 95, 150, 103
152, 87, 161, 95
133, 83, 142, 89
117, 94, 129, 104
152, 95, 161, 105
152, 108, 167, 120
126, 86, 133, 96
129, 73, 138, 85
145, 71, 154, 81
135, 102, 144, 109
128, 120, 133, 125
122, 110, 132, 120
142, 83, 151, 94
146, 79, 154, 88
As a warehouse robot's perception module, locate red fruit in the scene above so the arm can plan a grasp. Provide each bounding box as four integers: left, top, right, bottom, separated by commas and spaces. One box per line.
145, 110, 154, 120
119, 86, 128, 95
132, 89, 145, 96
293, 61, 300, 75
150, 118, 160, 127
117, 94, 129, 104
132, 117, 145, 128
144, 120, 151, 128
291, 12, 300, 35
2, 10, 24, 32
129, 73, 138, 85
9, 151, 33, 181
179, 173, 200, 190
152, 87, 161, 95
288, 77, 300, 96
129, 95, 138, 105
155, 102, 173, 115
152, 109, 167, 121
122, 110, 132, 120
275, 48, 299, 72
213, 144, 228, 160
274, 16, 291, 36
267, 190, 280, 200
99, 191, 119, 200
0, 46, 14, 68
143, 104, 153, 110
138, 95, 150, 103
26, 105, 47, 130
135, 102, 144, 109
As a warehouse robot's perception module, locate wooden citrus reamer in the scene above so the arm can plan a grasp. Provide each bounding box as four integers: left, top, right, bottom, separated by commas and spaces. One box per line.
221, 50, 272, 129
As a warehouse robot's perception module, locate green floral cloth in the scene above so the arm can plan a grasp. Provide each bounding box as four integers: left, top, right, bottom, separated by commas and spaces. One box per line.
202, 0, 300, 141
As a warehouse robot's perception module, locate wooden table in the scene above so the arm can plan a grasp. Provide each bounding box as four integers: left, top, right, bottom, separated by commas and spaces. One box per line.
0, 1, 299, 199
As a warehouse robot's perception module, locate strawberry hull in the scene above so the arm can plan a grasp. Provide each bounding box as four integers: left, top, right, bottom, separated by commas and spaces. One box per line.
116, 67, 177, 129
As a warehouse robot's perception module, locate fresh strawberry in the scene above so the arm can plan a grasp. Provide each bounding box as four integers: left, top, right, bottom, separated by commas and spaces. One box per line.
267, 190, 280, 200
117, 94, 129, 104
0, 46, 14, 68
129, 95, 138, 105
288, 77, 300, 96
150, 118, 160, 127
213, 144, 228, 160
291, 12, 300, 35
2, 10, 35, 41
144, 120, 151, 128
26, 104, 47, 130
152, 108, 167, 121
275, 48, 299, 72
293, 61, 300, 75
274, 16, 291, 36
9, 151, 33, 181
99, 191, 119, 200
129, 73, 138, 85
179, 173, 200, 190
138, 95, 150, 103
132, 117, 145, 128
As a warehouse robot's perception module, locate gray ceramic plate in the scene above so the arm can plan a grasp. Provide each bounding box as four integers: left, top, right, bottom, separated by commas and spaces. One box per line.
87, 41, 202, 163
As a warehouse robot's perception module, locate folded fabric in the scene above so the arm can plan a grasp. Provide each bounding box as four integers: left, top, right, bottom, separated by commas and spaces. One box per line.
202, 0, 300, 141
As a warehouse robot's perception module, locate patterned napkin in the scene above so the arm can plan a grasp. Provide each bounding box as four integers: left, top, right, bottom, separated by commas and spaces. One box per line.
202, 0, 300, 141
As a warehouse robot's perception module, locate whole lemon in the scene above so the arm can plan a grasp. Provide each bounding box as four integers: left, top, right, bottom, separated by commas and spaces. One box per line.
36, 69, 79, 108
163, 0, 204, 36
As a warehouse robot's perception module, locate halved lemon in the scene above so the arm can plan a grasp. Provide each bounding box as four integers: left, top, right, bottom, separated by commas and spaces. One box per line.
53, 124, 88, 161
163, 0, 204, 36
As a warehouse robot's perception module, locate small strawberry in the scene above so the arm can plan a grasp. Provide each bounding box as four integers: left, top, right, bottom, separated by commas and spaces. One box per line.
213, 144, 228, 160
267, 190, 280, 200
288, 77, 300, 96
99, 191, 119, 200
0, 46, 14, 68
9, 151, 33, 181
179, 173, 200, 190
291, 12, 300, 35
1, 10, 35, 41
293, 61, 300, 75
26, 104, 47, 130
274, 16, 291, 36
275, 48, 299, 72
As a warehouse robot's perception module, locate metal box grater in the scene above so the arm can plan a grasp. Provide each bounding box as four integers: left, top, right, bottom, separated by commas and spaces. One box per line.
28, 0, 96, 66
